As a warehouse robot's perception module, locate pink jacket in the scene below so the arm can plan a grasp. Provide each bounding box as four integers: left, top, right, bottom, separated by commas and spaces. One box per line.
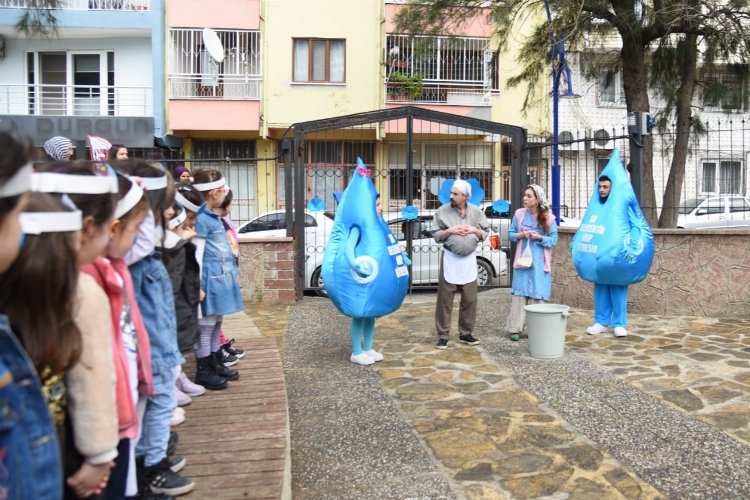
81, 257, 154, 439
512, 208, 555, 272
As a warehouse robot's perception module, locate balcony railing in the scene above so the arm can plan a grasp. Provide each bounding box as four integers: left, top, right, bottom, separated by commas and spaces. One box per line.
0, 0, 151, 11
0, 84, 153, 117
169, 75, 261, 100
385, 81, 497, 105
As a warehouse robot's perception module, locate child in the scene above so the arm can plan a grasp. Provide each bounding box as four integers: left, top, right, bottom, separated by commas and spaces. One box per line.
160, 204, 209, 394
214, 189, 245, 363
191, 169, 243, 388
32, 164, 123, 498
118, 160, 194, 496
174, 182, 202, 229
0, 192, 83, 497
0, 132, 63, 500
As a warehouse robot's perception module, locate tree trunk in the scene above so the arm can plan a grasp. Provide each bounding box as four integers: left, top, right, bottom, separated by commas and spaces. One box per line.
620, 38, 658, 226
658, 34, 698, 228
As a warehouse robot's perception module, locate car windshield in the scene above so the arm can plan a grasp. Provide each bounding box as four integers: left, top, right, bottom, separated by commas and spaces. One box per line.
679, 198, 704, 214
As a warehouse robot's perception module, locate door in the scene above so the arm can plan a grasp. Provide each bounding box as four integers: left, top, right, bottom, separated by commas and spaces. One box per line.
38, 52, 66, 115
72, 54, 102, 115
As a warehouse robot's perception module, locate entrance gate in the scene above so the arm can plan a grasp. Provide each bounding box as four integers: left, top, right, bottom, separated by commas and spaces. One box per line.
289, 106, 528, 299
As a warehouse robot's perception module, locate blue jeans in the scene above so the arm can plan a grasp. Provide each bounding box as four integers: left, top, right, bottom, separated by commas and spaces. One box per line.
0, 318, 62, 499
135, 369, 176, 466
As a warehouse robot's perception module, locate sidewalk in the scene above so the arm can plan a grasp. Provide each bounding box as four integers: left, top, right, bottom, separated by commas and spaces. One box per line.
265, 288, 750, 499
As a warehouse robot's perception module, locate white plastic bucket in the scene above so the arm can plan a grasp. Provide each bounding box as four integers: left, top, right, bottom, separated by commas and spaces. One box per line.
524, 303, 569, 359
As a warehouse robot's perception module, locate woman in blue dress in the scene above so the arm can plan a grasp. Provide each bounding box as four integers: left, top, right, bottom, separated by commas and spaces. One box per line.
505, 185, 558, 341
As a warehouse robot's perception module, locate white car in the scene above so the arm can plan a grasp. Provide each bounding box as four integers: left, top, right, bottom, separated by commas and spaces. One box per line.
306, 209, 508, 296
677, 195, 750, 228
237, 210, 335, 242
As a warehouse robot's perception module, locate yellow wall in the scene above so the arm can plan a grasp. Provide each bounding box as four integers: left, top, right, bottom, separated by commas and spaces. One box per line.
261, 0, 382, 130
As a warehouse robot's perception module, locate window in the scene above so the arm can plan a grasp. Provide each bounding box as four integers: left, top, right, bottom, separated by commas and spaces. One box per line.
169, 28, 261, 99
293, 39, 345, 83
730, 197, 750, 213
703, 73, 745, 110
702, 160, 743, 194
598, 69, 625, 105
699, 198, 724, 215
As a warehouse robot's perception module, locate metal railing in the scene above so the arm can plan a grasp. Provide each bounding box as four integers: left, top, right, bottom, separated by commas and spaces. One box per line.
0, 84, 152, 116
385, 81, 497, 105
0, 0, 151, 10
169, 75, 261, 100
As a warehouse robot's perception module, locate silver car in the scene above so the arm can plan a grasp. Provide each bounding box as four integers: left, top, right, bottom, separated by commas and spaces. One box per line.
677, 195, 750, 228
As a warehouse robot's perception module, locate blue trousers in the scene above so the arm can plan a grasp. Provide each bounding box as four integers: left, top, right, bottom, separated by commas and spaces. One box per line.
135, 369, 176, 466
594, 283, 628, 328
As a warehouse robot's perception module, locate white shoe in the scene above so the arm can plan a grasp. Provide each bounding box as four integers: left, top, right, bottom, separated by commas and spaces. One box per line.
614, 327, 628, 337
350, 353, 375, 366
586, 323, 607, 335
171, 409, 185, 427
175, 387, 192, 407
363, 349, 384, 362
174, 406, 185, 416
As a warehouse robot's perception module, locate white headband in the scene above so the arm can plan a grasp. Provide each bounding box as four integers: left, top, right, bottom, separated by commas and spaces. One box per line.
0, 163, 32, 198
192, 177, 226, 192
175, 191, 201, 213
31, 173, 119, 194
167, 209, 186, 230
19, 210, 82, 235
130, 175, 168, 191
115, 182, 144, 219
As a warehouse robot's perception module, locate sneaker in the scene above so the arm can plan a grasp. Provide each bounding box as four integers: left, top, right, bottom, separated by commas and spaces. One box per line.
167, 431, 178, 456
459, 334, 481, 346
221, 338, 246, 359
350, 353, 375, 366
176, 372, 205, 397
221, 349, 239, 367
436, 339, 448, 350
170, 409, 185, 427
614, 327, 628, 337
586, 323, 607, 335
175, 387, 192, 407
144, 459, 194, 496
168, 455, 186, 473
363, 349, 384, 362
174, 407, 185, 417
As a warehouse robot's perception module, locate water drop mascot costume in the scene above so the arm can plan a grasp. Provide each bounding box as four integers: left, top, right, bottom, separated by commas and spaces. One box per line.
571, 148, 654, 337
322, 158, 411, 366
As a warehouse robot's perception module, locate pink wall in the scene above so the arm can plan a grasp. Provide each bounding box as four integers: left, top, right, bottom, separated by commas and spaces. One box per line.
169, 100, 260, 132
168, 0, 259, 29
384, 4, 492, 37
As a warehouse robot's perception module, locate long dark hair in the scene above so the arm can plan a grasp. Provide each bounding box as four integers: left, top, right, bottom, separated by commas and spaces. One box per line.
112, 159, 174, 226
0, 131, 31, 220
0, 193, 82, 374
108, 144, 127, 160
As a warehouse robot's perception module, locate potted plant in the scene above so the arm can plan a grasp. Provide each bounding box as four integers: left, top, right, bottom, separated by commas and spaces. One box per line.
388, 71, 424, 101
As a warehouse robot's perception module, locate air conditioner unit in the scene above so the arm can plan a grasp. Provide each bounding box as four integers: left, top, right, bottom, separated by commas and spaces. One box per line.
558, 129, 585, 151
590, 128, 614, 149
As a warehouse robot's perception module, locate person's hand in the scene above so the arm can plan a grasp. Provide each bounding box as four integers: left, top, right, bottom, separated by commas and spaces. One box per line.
180, 226, 196, 241
200, 290, 206, 301
66, 461, 114, 498
402, 254, 412, 266
528, 231, 541, 241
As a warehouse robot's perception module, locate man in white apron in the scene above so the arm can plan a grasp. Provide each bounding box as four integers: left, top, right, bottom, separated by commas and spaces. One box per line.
432, 179, 490, 349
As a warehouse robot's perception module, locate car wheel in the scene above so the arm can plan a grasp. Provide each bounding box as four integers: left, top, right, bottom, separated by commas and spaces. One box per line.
477, 258, 493, 286
311, 267, 329, 298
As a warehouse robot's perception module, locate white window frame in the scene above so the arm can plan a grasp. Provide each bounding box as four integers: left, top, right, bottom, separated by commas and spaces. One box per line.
701, 159, 743, 194
597, 69, 625, 106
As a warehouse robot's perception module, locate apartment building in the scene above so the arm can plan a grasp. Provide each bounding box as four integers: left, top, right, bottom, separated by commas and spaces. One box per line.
0, 0, 167, 157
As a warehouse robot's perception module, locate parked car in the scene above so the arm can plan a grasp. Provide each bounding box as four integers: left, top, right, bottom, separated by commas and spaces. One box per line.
676, 195, 750, 229
237, 209, 335, 242
306, 209, 508, 296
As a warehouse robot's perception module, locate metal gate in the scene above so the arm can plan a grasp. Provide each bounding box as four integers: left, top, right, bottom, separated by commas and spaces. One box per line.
289, 106, 528, 299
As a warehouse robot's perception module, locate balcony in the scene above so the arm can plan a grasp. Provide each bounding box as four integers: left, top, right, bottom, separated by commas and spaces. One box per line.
169, 74, 260, 100
0, 0, 151, 10
385, 81, 497, 105
0, 83, 153, 117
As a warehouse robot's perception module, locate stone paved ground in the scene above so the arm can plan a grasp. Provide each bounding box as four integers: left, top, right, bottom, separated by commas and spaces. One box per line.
248, 289, 750, 499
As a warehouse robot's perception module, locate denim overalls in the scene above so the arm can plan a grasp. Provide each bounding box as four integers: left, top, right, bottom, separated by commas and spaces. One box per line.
196, 208, 243, 317
0, 315, 62, 499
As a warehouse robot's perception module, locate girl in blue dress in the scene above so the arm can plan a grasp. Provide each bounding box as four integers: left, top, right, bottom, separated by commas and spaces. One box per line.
192, 169, 243, 389
505, 185, 558, 341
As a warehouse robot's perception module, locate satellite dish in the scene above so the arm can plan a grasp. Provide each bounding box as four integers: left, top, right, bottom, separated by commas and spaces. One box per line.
202, 28, 225, 63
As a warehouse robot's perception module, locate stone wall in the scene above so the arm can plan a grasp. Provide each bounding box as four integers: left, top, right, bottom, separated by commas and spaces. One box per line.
238, 238, 297, 304
552, 228, 750, 317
